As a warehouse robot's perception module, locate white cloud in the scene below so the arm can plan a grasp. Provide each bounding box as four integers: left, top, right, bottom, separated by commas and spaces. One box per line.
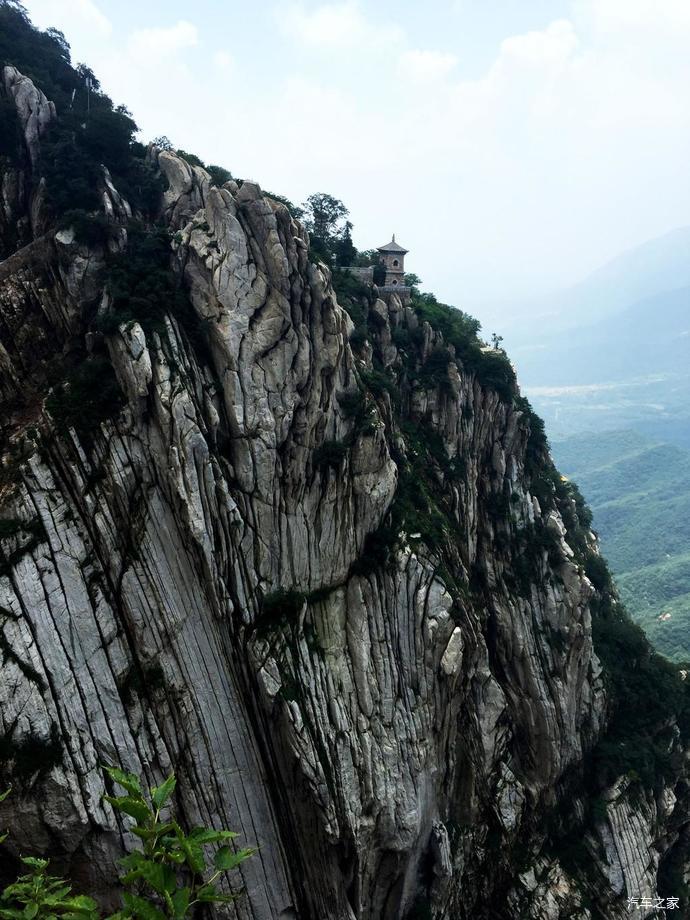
21, 0, 690, 308
398, 49, 458, 82
127, 20, 199, 64
24, 0, 111, 36
497, 19, 578, 68
73, 0, 111, 35
585, 0, 690, 32
213, 51, 234, 73
278, 1, 402, 49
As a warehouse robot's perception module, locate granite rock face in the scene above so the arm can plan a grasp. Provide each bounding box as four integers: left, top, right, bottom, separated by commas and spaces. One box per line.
0, 70, 688, 920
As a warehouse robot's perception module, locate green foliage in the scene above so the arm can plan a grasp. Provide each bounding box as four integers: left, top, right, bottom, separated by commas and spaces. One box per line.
99, 224, 200, 340
590, 604, 690, 789
337, 390, 365, 420
0, 6, 81, 113
529, 467, 558, 510
551, 429, 690, 660
349, 419, 463, 578
110, 159, 163, 222
584, 551, 611, 593
352, 249, 379, 267
410, 293, 516, 401
40, 119, 103, 213
469, 348, 516, 402
391, 467, 450, 552
206, 165, 232, 187
508, 523, 562, 597
331, 269, 371, 329
46, 355, 124, 438
416, 348, 452, 391
0, 769, 254, 920
334, 221, 356, 267
484, 488, 511, 523
349, 522, 399, 578
411, 292, 480, 343
343, 247, 384, 281
337, 390, 377, 437
0, 94, 22, 164
360, 367, 399, 404
59, 210, 111, 247
372, 261, 386, 286
0, 3, 161, 218
617, 555, 690, 659
0, 856, 98, 920
175, 149, 204, 168
301, 193, 349, 263
348, 328, 367, 351
514, 395, 549, 474
102, 766, 255, 919
313, 440, 347, 471
254, 588, 305, 637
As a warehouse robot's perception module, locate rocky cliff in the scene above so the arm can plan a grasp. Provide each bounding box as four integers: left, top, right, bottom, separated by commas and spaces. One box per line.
1, 40, 690, 920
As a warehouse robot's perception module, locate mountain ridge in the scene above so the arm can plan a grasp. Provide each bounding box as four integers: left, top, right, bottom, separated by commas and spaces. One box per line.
2, 6, 690, 918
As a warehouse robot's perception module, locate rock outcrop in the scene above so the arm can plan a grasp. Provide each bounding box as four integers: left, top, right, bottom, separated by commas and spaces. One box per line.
1, 66, 689, 920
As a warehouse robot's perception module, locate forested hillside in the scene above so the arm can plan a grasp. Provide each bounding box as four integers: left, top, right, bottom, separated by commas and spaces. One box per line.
2, 3, 690, 917
553, 429, 690, 660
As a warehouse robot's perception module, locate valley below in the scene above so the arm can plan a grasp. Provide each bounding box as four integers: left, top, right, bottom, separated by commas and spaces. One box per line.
552, 429, 690, 661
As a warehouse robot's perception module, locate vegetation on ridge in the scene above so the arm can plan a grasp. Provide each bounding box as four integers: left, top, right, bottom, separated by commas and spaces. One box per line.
3, 4, 690, 912
553, 429, 690, 661
0, 0, 161, 219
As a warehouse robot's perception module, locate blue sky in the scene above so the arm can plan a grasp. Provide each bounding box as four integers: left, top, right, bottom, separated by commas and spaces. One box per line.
22, 0, 690, 326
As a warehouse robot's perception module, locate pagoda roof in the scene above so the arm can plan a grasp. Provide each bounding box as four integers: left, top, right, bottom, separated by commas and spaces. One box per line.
377, 234, 408, 254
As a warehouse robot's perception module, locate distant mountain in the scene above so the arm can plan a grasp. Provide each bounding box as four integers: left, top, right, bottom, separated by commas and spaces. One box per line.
502, 241, 690, 443
497, 224, 690, 342
563, 225, 690, 324
552, 430, 690, 660
514, 285, 690, 387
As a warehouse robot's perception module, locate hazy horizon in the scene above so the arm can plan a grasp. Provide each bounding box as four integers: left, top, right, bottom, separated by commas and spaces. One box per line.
21, 0, 690, 315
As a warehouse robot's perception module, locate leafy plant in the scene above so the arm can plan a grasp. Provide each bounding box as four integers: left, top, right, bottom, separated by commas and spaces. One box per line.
0, 772, 254, 920
103, 766, 254, 920
0, 787, 97, 920
0, 856, 98, 920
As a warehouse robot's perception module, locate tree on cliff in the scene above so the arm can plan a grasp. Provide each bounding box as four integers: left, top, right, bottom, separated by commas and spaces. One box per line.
301, 193, 352, 265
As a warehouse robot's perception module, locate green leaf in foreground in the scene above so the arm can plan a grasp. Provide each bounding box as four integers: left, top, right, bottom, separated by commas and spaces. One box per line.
150, 774, 176, 812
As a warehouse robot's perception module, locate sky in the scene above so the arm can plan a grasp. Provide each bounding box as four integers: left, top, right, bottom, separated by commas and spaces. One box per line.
20, 0, 690, 326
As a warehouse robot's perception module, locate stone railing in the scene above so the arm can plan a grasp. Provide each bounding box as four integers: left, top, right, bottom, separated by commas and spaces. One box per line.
378, 284, 411, 302
344, 266, 374, 283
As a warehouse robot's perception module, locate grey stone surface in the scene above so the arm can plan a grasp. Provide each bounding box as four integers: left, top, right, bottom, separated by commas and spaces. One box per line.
0, 72, 688, 920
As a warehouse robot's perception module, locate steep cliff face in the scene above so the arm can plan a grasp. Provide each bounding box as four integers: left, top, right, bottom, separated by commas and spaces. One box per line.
1, 61, 689, 920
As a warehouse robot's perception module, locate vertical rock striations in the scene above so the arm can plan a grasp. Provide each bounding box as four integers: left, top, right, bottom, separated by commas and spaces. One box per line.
1, 66, 689, 920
